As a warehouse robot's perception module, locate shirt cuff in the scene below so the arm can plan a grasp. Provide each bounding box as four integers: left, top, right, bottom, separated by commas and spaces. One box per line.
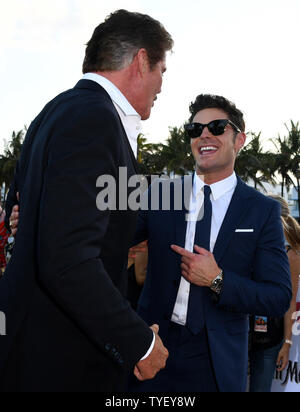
140, 331, 155, 360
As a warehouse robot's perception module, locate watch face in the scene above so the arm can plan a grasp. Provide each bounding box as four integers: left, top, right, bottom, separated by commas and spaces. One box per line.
213, 282, 220, 291
211, 274, 223, 294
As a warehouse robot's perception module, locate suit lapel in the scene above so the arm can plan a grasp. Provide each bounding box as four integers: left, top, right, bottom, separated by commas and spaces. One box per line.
213, 177, 253, 263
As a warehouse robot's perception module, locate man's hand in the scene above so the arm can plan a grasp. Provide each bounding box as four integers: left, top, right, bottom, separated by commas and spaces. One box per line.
171, 244, 221, 287
128, 241, 148, 260
134, 324, 168, 381
9, 204, 19, 237
276, 343, 290, 372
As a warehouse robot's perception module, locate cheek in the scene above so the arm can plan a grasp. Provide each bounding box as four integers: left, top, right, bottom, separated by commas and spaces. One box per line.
191, 141, 198, 156
153, 73, 163, 93
158, 76, 163, 90
233, 140, 242, 154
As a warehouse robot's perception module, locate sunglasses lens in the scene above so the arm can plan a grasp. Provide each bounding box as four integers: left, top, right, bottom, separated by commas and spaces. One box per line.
185, 119, 231, 138
185, 123, 203, 138
208, 120, 228, 136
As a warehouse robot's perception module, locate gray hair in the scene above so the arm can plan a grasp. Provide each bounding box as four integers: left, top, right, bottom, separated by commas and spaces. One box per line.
82, 9, 173, 73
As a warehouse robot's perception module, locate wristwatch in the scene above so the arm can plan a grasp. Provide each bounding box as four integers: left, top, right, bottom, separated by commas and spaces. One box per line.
210, 270, 223, 295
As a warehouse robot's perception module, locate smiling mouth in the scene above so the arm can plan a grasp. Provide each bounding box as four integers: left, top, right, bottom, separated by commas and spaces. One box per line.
198, 146, 219, 156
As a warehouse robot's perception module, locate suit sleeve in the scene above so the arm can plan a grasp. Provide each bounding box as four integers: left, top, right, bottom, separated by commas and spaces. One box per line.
37, 105, 152, 369
5, 107, 53, 232
216, 202, 292, 317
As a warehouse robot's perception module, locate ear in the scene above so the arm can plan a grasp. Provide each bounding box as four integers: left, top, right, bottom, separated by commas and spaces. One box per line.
235, 132, 247, 153
136, 48, 149, 77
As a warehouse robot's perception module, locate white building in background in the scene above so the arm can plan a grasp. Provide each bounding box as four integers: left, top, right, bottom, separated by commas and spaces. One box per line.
248, 180, 299, 221
289, 187, 300, 221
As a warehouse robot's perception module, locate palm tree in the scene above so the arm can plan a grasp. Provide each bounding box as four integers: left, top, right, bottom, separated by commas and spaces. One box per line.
271, 124, 297, 197
137, 134, 165, 175
137, 127, 195, 177
160, 126, 194, 176
283, 121, 300, 214
235, 132, 276, 190
0, 128, 25, 194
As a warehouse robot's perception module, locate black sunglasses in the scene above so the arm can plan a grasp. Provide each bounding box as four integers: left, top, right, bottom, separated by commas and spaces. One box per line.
184, 119, 242, 138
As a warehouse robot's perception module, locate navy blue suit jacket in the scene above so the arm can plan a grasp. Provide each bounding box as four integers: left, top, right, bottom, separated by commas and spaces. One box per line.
134, 175, 292, 392
0, 80, 153, 392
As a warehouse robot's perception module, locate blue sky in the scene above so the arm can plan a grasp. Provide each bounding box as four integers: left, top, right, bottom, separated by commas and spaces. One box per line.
1, 0, 300, 150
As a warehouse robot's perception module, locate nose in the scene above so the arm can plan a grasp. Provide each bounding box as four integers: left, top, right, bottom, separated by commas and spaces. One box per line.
198, 126, 213, 139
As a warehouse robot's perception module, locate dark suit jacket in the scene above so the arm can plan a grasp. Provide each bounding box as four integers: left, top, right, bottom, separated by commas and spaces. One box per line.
0, 80, 152, 392
133, 175, 292, 392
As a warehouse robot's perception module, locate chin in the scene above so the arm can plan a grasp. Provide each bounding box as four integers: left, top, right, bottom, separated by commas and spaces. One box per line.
196, 162, 216, 174
195, 159, 211, 171
141, 111, 151, 121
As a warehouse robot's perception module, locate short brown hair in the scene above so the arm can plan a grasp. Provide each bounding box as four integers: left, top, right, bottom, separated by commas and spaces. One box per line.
189, 94, 245, 133
82, 9, 173, 73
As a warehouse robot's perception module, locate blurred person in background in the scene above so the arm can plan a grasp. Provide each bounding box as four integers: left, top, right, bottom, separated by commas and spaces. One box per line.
127, 241, 148, 310
249, 195, 300, 392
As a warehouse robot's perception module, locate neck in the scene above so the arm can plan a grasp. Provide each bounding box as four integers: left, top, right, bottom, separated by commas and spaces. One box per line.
94, 69, 138, 110
196, 167, 235, 185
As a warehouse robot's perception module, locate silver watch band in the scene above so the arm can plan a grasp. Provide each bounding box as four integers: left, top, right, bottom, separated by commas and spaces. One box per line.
210, 270, 223, 294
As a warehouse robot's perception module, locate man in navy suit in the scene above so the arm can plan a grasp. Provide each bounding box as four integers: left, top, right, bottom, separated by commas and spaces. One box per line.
0, 10, 172, 392
130, 94, 292, 392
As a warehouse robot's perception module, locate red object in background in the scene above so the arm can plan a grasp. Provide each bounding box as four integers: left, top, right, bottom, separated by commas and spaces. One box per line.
0, 221, 9, 269
296, 302, 300, 321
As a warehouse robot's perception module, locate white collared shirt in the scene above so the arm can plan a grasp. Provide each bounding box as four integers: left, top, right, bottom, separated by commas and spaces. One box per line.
82, 73, 142, 157
171, 172, 238, 325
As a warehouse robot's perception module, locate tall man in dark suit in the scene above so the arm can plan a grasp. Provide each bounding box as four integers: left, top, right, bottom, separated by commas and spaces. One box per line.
0, 10, 172, 392
130, 94, 292, 392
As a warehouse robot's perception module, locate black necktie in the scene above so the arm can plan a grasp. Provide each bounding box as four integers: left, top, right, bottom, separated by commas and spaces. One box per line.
187, 185, 212, 335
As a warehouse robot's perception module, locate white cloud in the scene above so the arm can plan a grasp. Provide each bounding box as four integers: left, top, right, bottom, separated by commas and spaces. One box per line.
0, 1, 142, 133
1, 0, 144, 53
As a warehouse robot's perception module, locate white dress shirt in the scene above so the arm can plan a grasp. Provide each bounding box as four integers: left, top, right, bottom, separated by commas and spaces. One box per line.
82, 73, 142, 157
81, 73, 154, 360
171, 172, 238, 325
